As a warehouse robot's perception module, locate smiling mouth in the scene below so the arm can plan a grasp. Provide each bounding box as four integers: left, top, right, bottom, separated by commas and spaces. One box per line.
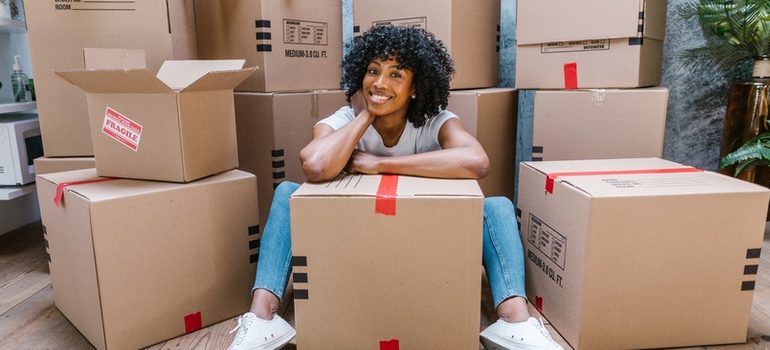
369, 91, 392, 104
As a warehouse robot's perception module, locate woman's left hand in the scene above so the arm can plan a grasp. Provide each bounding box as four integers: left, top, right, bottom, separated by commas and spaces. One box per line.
346, 150, 381, 174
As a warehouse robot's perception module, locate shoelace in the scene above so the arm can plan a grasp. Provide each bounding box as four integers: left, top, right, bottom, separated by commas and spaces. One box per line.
229, 315, 254, 346
532, 318, 561, 346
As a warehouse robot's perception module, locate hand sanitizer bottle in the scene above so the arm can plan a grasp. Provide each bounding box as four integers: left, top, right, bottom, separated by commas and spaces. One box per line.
11, 55, 30, 102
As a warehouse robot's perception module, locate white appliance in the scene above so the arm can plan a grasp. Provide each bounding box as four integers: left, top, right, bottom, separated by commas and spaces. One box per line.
0, 113, 42, 185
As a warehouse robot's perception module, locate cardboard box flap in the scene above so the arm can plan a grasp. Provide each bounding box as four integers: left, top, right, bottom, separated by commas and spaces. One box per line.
293, 175, 483, 198
84, 48, 147, 70
517, 0, 664, 44
55, 69, 172, 94
38, 168, 255, 203
181, 67, 258, 92
156, 60, 246, 91
523, 158, 770, 198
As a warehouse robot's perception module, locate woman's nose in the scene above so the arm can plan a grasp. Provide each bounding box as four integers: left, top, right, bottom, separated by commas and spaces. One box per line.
373, 74, 386, 88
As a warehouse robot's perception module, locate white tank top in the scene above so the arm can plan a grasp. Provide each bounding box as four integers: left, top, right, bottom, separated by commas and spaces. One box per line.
316, 106, 459, 156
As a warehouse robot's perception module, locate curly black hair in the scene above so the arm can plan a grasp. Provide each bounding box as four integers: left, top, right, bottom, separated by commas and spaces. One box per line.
341, 25, 454, 128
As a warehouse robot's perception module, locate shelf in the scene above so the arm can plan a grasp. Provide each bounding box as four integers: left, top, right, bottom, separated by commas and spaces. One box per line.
0, 183, 35, 200
0, 18, 25, 33
0, 101, 36, 114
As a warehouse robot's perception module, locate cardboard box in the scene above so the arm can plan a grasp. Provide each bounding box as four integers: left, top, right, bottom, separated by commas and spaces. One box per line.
25, 0, 198, 157
55, 60, 256, 183
525, 87, 667, 161
448, 88, 517, 200
515, 0, 667, 89
516, 158, 769, 349
36, 169, 259, 350
195, 0, 342, 92
291, 175, 483, 349
34, 157, 95, 175
354, 0, 500, 89
234, 90, 347, 229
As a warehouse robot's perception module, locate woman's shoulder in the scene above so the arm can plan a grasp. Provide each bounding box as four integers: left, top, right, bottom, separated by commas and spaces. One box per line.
423, 109, 459, 128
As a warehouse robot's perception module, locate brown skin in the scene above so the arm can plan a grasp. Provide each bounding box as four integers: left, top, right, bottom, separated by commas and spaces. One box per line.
251, 56, 529, 323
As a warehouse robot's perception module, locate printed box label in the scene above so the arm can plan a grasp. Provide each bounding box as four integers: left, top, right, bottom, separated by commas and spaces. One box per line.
528, 214, 567, 270
541, 39, 610, 54
284, 19, 328, 45
102, 107, 142, 151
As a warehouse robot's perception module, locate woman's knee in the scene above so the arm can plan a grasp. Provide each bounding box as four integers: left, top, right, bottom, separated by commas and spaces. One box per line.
273, 181, 300, 200
484, 196, 515, 216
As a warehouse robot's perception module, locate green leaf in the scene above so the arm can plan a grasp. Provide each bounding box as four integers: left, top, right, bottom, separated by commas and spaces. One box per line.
720, 132, 770, 172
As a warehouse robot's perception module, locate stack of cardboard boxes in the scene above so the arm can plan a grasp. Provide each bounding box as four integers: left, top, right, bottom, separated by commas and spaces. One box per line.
513, 0, 669, 197
35, 57, 261, 349
513, 1, 770, 348
27, 3, 264, 348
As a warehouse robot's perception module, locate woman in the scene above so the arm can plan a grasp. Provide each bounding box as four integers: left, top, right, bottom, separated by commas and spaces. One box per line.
228, 25, 563, 350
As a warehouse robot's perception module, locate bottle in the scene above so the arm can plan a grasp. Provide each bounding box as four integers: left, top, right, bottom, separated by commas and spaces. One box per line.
11, 55, 30, 102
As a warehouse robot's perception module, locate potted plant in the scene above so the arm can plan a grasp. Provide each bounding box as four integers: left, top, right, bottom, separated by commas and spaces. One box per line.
681, 0, 770, 196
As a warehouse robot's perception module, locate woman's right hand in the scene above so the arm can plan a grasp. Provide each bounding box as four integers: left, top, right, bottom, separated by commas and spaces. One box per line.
351, 89, 370, 118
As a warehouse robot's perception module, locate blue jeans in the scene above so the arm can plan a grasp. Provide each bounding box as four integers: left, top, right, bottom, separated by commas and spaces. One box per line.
253, 181, 526, 308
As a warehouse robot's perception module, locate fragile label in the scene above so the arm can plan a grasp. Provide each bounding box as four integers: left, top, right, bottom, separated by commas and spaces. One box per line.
541, 39, 610, 54
528, 214, 567, 270
373, 16, 427, 30
102, 107, 142, 151
284, 19, 328, 45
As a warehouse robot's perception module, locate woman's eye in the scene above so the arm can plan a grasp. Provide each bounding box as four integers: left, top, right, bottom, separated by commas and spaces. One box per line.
391, 72, 402, 78
368, 68, 378, 75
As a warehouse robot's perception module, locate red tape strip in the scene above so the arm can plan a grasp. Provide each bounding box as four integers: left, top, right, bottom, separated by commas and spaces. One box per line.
184, 311, 202, 334
375, 175, 399, 216
54, 177, 117, 207
563, 62, 578, 89
380, 339, 400, 350
545, 167, 703, 194
535, 295, 544, 314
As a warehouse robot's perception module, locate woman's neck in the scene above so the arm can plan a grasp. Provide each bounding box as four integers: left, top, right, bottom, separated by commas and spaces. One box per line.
372, 113, 408, 147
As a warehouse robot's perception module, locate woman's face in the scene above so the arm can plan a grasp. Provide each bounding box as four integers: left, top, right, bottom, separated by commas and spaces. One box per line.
362, 56, 415, 119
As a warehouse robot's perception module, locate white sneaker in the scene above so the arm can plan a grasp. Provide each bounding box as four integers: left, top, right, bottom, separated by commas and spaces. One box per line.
480, 317, 564, 350
227, 312, 296, 350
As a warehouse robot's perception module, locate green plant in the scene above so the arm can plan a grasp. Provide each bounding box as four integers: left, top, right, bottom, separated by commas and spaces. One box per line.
681, 1, 770, 175
720, 127, 770, 175
680, 0, 770, 71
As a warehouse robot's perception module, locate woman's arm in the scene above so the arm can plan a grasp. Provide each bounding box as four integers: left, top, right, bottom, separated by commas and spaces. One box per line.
299, 92, 375, 182
348, 118, 490, 179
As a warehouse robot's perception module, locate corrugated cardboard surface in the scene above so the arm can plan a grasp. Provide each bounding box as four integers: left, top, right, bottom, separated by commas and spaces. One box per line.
234, 90, 347, 229
532, 87, 667, 161
36, 169, 258, 350
354, 0, 500, 89
33, 157, 95, 175
56, 62, 254, 182
291, 175, 483, 349
517, 158, 769, 349
448, 88, 516, 200
25, 0, 197, 157
516, 0, 666, 44
515, 0, 666, 89
195, 0, 342, 92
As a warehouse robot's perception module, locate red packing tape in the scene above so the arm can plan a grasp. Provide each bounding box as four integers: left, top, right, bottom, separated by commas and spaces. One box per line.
545, 167, 703, 194
184, 311, 202, 334
535, 295, 544, 314
563, 62, 578, 89
375, 175, 399, 216
54, 177, 116, 207
380, 339, 400, 350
